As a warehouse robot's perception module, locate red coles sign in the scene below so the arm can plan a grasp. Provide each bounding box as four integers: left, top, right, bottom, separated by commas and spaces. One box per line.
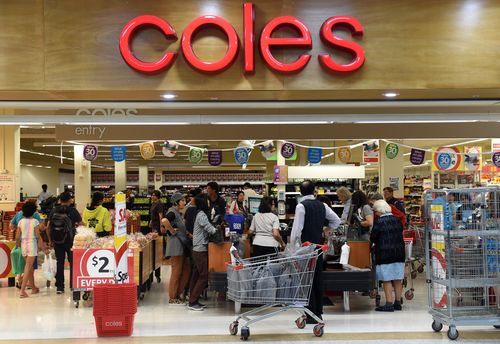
119, 3, 365, 74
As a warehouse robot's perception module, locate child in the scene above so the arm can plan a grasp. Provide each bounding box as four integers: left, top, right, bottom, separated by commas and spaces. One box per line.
15, 202, 48, 298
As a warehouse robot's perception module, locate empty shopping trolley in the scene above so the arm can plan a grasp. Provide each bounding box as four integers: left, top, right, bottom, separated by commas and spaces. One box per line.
227, 243, 328, 341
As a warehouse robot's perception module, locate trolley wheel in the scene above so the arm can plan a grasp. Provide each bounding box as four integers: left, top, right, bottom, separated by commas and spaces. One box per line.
156, 276, 161, 283
313, 324, 324, 337
405, 290, 414, 301
411, 270, 418, 280
447, 326, 459, 340
229, 322, 238, 336
417, 264, 424, 273
82, 292, 90, 301
494, 325, 500, 329
431, 321, 443, 332
369, 289, 378, 299
375, 295, 381, 307
295, 317, 306, 329
74, 301, 79, 309
46, 280, 51, 288
240, 327, 250, 341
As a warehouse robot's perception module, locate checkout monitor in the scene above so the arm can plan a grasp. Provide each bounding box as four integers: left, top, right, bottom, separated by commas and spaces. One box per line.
248, 196, 263, 215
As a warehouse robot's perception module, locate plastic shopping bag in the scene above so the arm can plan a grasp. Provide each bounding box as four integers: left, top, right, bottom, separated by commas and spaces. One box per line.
10, 247, 25, 275
255, 265, 277, 302
42, 254, 56, 280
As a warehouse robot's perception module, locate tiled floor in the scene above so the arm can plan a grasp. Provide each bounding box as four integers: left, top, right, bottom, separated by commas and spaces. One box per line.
0, 266, 499, 343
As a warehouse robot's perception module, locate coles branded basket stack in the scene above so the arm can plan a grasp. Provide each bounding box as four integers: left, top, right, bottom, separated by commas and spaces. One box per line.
93, 283, 137, 337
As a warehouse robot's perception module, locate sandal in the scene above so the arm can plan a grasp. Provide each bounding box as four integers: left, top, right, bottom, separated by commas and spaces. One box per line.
20, 292, 29, 298
31, 287, 40, 295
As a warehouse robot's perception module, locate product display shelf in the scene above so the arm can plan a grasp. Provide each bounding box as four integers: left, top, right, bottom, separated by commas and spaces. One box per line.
404, 175, 429, 222
361, 175, 379, 195
131, 197, 152, 233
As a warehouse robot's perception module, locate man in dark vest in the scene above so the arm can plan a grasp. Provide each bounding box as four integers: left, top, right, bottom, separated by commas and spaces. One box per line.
291, 180, 341, 324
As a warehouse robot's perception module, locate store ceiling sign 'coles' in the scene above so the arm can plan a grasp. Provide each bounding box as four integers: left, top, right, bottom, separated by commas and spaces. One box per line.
119, 3, 364, 74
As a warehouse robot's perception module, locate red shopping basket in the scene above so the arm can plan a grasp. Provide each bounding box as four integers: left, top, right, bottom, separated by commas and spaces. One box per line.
93, 283, 137, 337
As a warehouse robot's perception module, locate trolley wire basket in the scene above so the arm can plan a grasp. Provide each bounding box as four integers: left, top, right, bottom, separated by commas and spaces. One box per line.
227, 243, 327, 340
425, 188, 500, 340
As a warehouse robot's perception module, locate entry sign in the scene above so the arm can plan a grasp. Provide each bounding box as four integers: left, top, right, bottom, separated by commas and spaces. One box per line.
308, 148, 323, 164
208, 151, 222, 166
281, 143, 295, 159
234, 147, 250, 165
111, 146, 126, 162
114, 193, 128, 284
493, 152, 500, 167
410, 148, 426, 165
83, 145, 98, 161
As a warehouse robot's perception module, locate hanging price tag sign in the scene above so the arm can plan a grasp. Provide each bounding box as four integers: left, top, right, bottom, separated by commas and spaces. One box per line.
308, 148, 323, 164
385, 143, 399, 159
234, 148, 250, 165
83, 145, 98, 161
139, 142, 156, 160
111, 146, 126, 162
189, 148, 204, 164
259, 140, 276, 158
493, 152, 500, 167
161, 141, 179, 157
410, 148, 426, 165
337, 147, 352, 163
280, 143, 296, 159
433, 147, 462, 171
208, 151, 223, 166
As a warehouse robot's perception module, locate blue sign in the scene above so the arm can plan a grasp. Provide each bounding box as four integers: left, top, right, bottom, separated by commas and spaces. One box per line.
307, 148, 323, 164
111, 146, 126, 162
234, 148, 250, 165
437, 153, 452, 170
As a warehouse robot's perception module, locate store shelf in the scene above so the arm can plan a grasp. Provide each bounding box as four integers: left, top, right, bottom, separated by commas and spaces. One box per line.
163, 182, 265, 186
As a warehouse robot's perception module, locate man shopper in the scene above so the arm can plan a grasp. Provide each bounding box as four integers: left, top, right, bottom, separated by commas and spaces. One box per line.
206, 182, 226, 226
291, 180, 341, 324
383, 187, 406, 214
149, 190, 165, 234
47, 192, 82, 294
242, 182, 258, 207
37, 184, 52, 205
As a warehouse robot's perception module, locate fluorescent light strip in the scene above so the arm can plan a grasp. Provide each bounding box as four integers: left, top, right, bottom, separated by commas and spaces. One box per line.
65, 122, 190, 125
211, 121, 330, 125
355, 120, 479, 124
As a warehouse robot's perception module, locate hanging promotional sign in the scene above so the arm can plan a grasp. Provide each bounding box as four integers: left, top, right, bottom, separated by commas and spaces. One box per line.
493, 152, 500, 168
189, 148, 204, 164
139, 142, 156, 160
234, 147, 250, 165
337, 147, 352, 163
208, 150, 223, 166
363, 141, 379, 163
491, 139, 500, 153
0, 241, 15, 279
385, 143, 399, 159
259, 140, 276, 159
410, 148, 426, 165
432, 146, 462, 171
111, 146, 126, 162
280, 143, 296, 159
464, 146, 482, 171
307, 147, 323, 164
114, 193, 129, 284
161, 141, 179, 157
83, 144, 98, 161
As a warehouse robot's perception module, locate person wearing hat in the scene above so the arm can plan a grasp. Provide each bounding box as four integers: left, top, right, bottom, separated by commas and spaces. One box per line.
162, 192, 191, 305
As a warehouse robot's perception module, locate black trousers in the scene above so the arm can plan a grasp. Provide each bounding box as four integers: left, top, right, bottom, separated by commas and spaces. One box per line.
307, 254, 324, 317
54, 239, 73, 290
251, 245, 278, 258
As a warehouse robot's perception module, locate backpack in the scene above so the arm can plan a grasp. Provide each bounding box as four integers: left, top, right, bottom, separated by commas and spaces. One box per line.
51, 210, 73, 244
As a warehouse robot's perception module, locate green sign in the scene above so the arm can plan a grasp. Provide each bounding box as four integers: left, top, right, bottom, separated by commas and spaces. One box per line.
266, 150, 297, 161
385, 143, 399, 159
189, 148, 204, 164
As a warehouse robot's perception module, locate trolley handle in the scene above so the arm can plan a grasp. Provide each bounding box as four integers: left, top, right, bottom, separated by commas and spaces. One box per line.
302, 241, 329, 252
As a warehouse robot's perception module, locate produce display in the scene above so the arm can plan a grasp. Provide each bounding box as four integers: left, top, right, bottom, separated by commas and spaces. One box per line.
72, 226, 158, 250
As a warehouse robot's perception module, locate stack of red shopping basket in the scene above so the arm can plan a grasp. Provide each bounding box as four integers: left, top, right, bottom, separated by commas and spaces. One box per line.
93, 283, 137, 337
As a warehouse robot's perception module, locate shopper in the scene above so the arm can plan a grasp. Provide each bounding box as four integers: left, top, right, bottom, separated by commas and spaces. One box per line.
185, 188, 202, 235
37, 184, 52, 205
336, 187, 352, 224
447, 192, 460, 222
351, 191, 374, 240
383, 187, 406, 214
149, 190, 165, 235
83, 192, 112, 237
290, 180, 341, 324
229, 191, 248, 216
207, 181, 226, 226
15, 202, 48, 298
189, 193, 218, 311
370, 200, 405, 312
162, 193, 191, 305
248, 196, 285, 257
242, 182, 258, 207
370, 193, 406, 228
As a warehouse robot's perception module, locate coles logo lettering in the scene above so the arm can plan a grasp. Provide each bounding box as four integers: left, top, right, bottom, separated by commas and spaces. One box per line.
119, 3, 364, 74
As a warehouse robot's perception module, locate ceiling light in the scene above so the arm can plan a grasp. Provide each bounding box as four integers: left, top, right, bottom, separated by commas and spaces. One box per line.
66, 122, 189, 125
383, 92, 399, 98
211, 121, 329, 125
355, 120, 478, 124
162, 94, 177, 100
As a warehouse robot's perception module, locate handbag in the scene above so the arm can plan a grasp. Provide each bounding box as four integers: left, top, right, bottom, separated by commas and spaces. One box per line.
10, 247, 25, 275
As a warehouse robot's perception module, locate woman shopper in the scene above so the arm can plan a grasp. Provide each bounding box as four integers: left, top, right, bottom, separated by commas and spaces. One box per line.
337, 187, 352, 224
229, 191, 247, 216
248, 197, 285, 257
15, 202, 48, 298
188, 194, 218, 311
83, 192, 112, 237
370, 200, 405, 312
161, 192, 191, 305
350, 190, 374, 240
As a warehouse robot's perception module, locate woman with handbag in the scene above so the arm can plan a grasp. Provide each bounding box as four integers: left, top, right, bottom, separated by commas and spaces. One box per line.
162, 192, 191, 305
350, 191, 374, 240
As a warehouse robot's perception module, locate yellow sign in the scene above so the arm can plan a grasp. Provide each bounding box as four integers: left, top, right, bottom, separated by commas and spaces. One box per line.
140, 142, 156, 160
337, 147, 352, 163
432, 146, 464, 172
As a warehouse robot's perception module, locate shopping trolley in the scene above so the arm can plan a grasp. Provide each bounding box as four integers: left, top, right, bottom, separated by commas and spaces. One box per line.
227, 243, 328, 341
404, 221, 426, 276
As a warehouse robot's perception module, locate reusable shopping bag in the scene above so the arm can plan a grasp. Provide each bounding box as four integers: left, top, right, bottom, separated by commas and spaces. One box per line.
42, 254, 56, 280
255, 265, 277, 302
10, 247, 25, 275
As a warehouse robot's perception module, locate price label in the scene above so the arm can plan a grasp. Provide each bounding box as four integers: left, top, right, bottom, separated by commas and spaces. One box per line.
83, 145, 98, 161
189, 148, 204, 164
385, 143, 399, 159
86, 250, 115, 278
280, 143, 295, 159
140, 142, 156, 160
234, 148, 250, 165
433, 147, 461, 171
337, 147, 351, 163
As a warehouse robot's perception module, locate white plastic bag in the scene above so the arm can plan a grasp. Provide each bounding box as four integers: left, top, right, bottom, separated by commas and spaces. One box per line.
42, 253, 56, 280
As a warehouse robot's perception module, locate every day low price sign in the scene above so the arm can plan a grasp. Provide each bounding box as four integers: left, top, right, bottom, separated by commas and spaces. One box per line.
111, 146, 126, 162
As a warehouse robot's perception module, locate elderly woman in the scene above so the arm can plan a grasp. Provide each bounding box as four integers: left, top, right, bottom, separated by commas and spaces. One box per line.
336, 187, 352, 224
370, 200, 405, 312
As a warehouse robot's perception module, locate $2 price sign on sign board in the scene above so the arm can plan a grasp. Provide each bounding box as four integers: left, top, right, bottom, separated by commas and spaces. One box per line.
72, 248, 134, 290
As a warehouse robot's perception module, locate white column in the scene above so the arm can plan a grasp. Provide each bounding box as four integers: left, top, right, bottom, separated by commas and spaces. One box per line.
379, 141, 405, 199
0, 126, 20, 211
115, 161, 127, 192
74, 145, 91, 214
154, 168, 163, 190
138, 165, 148, 193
